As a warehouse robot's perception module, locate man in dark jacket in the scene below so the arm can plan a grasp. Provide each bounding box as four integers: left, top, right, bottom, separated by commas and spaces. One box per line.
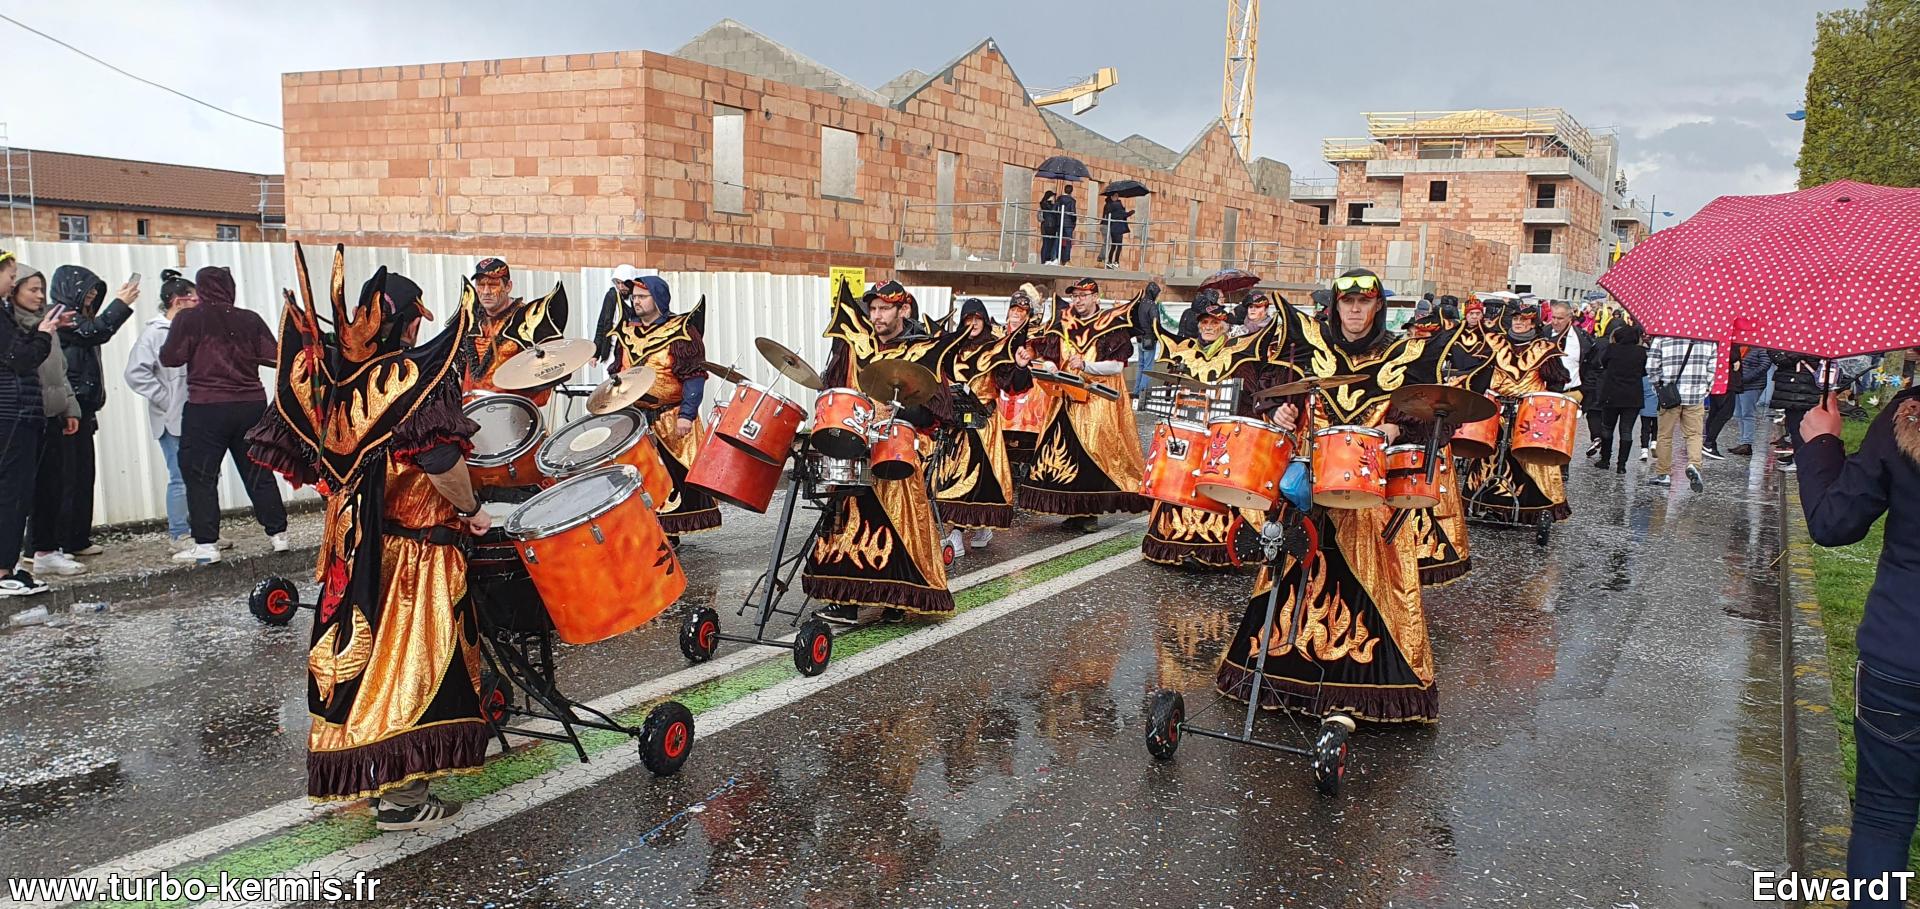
1799, 387, 1920, 900
40, 265, 133, 559
1057, 185, 1079, 265
159, 265, 288, 564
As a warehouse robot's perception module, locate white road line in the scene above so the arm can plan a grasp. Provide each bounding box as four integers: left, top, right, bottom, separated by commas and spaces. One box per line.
196, 545, 1146, 909
17, 519, 1142, 909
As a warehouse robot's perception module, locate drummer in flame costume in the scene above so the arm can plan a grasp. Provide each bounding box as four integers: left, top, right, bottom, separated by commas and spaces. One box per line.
601, 275, 722, 537
1018, 277, 1151, 533
247, 244, 492, 830
1141, 292, 1291, 569
1215, 268, 1455, 724
1402, 297, 1496, 586
806, 281, 956, 626
994, 285, 1050, 465
932, 297, 1020, 557
462, 257, 568, 404
1457, 301, 1572, 528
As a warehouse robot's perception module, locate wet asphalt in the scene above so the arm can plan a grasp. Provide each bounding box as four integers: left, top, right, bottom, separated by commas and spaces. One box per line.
4, 445, 1794, 907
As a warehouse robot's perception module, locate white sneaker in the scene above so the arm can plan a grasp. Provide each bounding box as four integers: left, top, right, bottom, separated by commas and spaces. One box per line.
168, 536, 193, 553
270, 533, 291, 552
944, 528, 966, 558
968, 527, 995, 548
31, 552, 86, 576
171, 543, 221, 564
1639, 446, 1650, 462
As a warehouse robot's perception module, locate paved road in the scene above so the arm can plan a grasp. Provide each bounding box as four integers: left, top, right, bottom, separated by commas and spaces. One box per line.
2, 448, 1793, 908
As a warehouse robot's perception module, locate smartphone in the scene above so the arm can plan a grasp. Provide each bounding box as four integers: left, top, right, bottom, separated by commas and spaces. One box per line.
129, 272, 142, 287
44, 303, 68, 322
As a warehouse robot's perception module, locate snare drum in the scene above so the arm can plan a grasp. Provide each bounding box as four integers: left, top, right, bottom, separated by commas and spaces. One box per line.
716, 382, 806, 464
1449, 393, 1503, 460
686, 429, 783, 513
1310, 425, 1388, 509
811, 387, 876, 459
505, 465, 687, 645
868, 419, 920, 481
537, 410, 673, 510
1141, 419, 1217, 511
464, 394, 546, 488
1194, 416, 1296, 511
1512, 391, 1579, 466
813, 455, 873, 488
1383, 443, 1448, 510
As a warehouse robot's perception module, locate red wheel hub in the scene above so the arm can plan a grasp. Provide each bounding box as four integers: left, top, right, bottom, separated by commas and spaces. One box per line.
266, 589, 292, 616
811, 634, 830, 663
698, 621, 716, 650
663, 721, 688, 758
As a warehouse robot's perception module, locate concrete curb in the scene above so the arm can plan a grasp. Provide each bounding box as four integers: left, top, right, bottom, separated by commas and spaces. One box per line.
1779, 480, 1853, 884
14, 545, 321, 617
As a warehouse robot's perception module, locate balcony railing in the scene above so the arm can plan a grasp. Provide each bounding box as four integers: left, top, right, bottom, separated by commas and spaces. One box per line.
1362, 108, 1594, 160
1290, 177, 1338, 200
1323, 138, 1383, 161
1523, 207, 1570, 225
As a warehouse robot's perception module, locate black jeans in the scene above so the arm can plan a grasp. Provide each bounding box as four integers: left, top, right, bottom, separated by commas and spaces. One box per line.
1039, 234, 1057, 264
1105, 233, 1124, 265
1703, 393, 1735, 451
181, 400, 288, 544
1596, 406, 1640, 465
1849, 662, 1920, 905
0, 418, 43, 571
1638, 413, 1657, 448
30, 413, 96, 554
1785, 408, 1808, 453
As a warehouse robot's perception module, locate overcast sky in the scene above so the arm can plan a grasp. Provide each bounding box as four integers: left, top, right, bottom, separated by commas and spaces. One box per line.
0, 0, 1833, 221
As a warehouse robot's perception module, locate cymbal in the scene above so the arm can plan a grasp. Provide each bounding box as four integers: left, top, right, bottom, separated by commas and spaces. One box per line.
586, 366, 658, 415
1141, 368, 1211, 392
702, 361, 751, 385
858, 359, 941, 407
754, 337, 824, 390
492, 338, 596, 390
1388, 383, 1498, 424
1254, 373, 1368, 400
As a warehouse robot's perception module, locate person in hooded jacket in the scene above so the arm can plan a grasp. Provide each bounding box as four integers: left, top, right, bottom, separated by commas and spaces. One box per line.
599, 274, 721, 537
12, 265, 84, 578
1594, 323, 1648, 472
932, 298, 1020, 557
159, 265, 287, 564
33, 265, 133, 563
0, 256, 77, 594
124, 270, 197, 551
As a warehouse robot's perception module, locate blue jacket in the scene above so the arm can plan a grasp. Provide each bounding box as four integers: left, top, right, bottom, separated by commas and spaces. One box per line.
1640, 375, 1657, 418
1799, 388, 1920, 676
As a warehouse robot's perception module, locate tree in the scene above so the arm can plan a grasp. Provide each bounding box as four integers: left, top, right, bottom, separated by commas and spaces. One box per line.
1796, 0, 1920, 188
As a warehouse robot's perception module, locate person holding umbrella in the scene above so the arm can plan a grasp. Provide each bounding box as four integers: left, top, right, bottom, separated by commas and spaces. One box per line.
1037, 190, 1060, 265
1056, 185, 1079, 266
1101, 191, 1133, 269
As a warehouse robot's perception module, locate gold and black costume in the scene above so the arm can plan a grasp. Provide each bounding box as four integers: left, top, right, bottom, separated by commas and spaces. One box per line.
463, 262, 568, 406
1017, 294, 1149, 517
248, 245, 489, 800
1214, 285, 1454, 723
1458, 313, 1572, 524
604, 289, 722, 536
931, 299, 1019, 530
801, 283, 955, 616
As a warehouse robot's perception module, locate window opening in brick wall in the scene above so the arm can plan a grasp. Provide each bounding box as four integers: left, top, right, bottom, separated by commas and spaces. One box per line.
713, 105, 746, 214
1494, 141, 1526, 158
821, 126, 860, 200
1346, 202, 1370, 226
1513, 283, 1533, 294
136, 219, 150, 238
1428, 180, 1449, 202
58, 214, 89, 242
1530, 228, 1554, 254
216, 224, 240, 241
1534, 183, 1557, 208
1314, 204, 1330, 226
1417, 140, 1463, 160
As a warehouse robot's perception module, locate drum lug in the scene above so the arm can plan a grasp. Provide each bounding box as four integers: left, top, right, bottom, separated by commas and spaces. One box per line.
521, 546, 538, 565
641, 492, 655, 510
591, 523, 605, 544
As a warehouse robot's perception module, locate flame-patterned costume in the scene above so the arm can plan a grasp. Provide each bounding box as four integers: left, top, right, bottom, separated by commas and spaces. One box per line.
1457, 304, 1573, 525
602, 278, 721, 535
462, 258, 568, 406
1016, 283, 1151, 517
247, 244, 489, 800
801, 282, 956, 616
1140, 299, 1293, 569
1214, 270, 1457, 724
930, 298, 1021, 530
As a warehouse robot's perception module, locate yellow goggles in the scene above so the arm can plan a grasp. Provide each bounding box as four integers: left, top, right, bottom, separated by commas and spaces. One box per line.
1332, 274, 1381, 294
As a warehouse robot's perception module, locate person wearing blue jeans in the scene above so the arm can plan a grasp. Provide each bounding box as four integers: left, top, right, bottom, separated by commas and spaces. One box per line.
1131, 334, 1157, 406
1799, 388, 1920, 905
123, 271, 196, 550
155, 432, 188, 539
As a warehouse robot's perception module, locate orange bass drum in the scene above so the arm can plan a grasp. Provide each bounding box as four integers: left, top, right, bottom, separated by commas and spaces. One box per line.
505, 465, 687, 645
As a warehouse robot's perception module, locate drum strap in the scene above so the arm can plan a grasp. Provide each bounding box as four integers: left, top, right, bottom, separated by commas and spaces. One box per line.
384, 525, 467, 547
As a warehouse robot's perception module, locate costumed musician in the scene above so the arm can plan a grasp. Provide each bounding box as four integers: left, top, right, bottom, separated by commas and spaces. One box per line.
931, 297, 1022, 559
598, 272, 723, 537
1457, 300, 1574, 531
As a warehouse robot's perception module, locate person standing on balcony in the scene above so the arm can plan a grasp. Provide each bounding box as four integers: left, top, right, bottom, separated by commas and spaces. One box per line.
1101, 191, 1132, 269
1057, 185, 1079, 266
1037, 191, 1060, 265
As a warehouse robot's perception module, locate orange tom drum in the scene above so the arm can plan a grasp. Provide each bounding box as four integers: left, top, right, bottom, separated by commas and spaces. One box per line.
1310, 425, 1388, 509
1448, 392, 1503, 460
716, 382, 806, 465
998, 385, 1051, 462
1512, 391, 1579, 466
811, 387, 877, 459
868, 420, 921, 481
1384, 443, 1449, 510
505, 465, 687, 645
687, 428, 784, 513
536, 410, 673, 511
465, 394, 546, 489
1142, 419, 1218, 511
1194, 416, 1296, 511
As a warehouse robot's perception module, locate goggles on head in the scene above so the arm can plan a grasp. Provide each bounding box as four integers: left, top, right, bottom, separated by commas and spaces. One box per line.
1332, 274, 1381, 296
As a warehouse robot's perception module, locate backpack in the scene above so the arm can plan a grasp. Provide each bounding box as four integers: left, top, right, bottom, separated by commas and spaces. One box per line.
1771, 364, 1822, 411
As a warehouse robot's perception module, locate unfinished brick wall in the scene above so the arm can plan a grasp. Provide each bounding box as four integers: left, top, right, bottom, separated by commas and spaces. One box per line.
22, 207, 276, 247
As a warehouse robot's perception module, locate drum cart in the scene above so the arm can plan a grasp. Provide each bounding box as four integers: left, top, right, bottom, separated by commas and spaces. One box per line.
1461, 396, 1556, 545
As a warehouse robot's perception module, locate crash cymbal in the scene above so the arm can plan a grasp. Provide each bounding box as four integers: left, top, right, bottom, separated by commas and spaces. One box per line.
1253, 373, 1368, 400
586, 366, 659, 415
858, 359, 941, 408
492, 338, 597, 390
754, 337, 824, 391
702, 361, 751, 385
1142, 368, 1211, 392
1388, 383, 1497, 425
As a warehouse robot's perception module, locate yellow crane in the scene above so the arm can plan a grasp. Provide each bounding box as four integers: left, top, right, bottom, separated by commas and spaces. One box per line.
1032, 67, 1118, 115
1223, 0, 1259, 159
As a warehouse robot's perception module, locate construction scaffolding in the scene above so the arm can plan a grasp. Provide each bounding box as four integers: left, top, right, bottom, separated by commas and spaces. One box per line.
1362, 108, 1596, 164
2, 124, 35, 240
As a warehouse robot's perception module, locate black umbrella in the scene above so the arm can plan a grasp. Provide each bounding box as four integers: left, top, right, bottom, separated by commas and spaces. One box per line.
1102, 179, 1150, 198
1199, 268, 1261, 294
1035, 155, 1091, 182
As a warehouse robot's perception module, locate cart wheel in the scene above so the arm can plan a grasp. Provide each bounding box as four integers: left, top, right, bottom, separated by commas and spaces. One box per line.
679, 606, 721, 663
248, 577, 299, 626
479, 671, 511, 726
1312, 718, 1351, 796
639, 701, 695, 777
1534, 513, 1553, 546
793, 619, 833, 677
942, 542, 956, 567
1145, 690, 1185, 761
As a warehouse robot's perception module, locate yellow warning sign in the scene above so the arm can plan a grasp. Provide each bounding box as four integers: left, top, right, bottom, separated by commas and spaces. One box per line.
829, 267, 866, 300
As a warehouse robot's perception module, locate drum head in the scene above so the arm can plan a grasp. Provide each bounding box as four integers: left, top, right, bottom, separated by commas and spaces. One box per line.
465, 396, 542, 465
541, 411, 646, 475
505, 465, 639, 539
1196, 482, 1272, 511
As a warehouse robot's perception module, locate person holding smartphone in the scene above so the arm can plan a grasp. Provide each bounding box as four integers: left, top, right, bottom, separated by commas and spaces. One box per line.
29, 266, 134, 566
0, 256, 76, 595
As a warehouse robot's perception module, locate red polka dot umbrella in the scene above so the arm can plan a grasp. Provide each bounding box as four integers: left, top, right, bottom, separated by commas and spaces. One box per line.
1598, 180, 1920, 360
